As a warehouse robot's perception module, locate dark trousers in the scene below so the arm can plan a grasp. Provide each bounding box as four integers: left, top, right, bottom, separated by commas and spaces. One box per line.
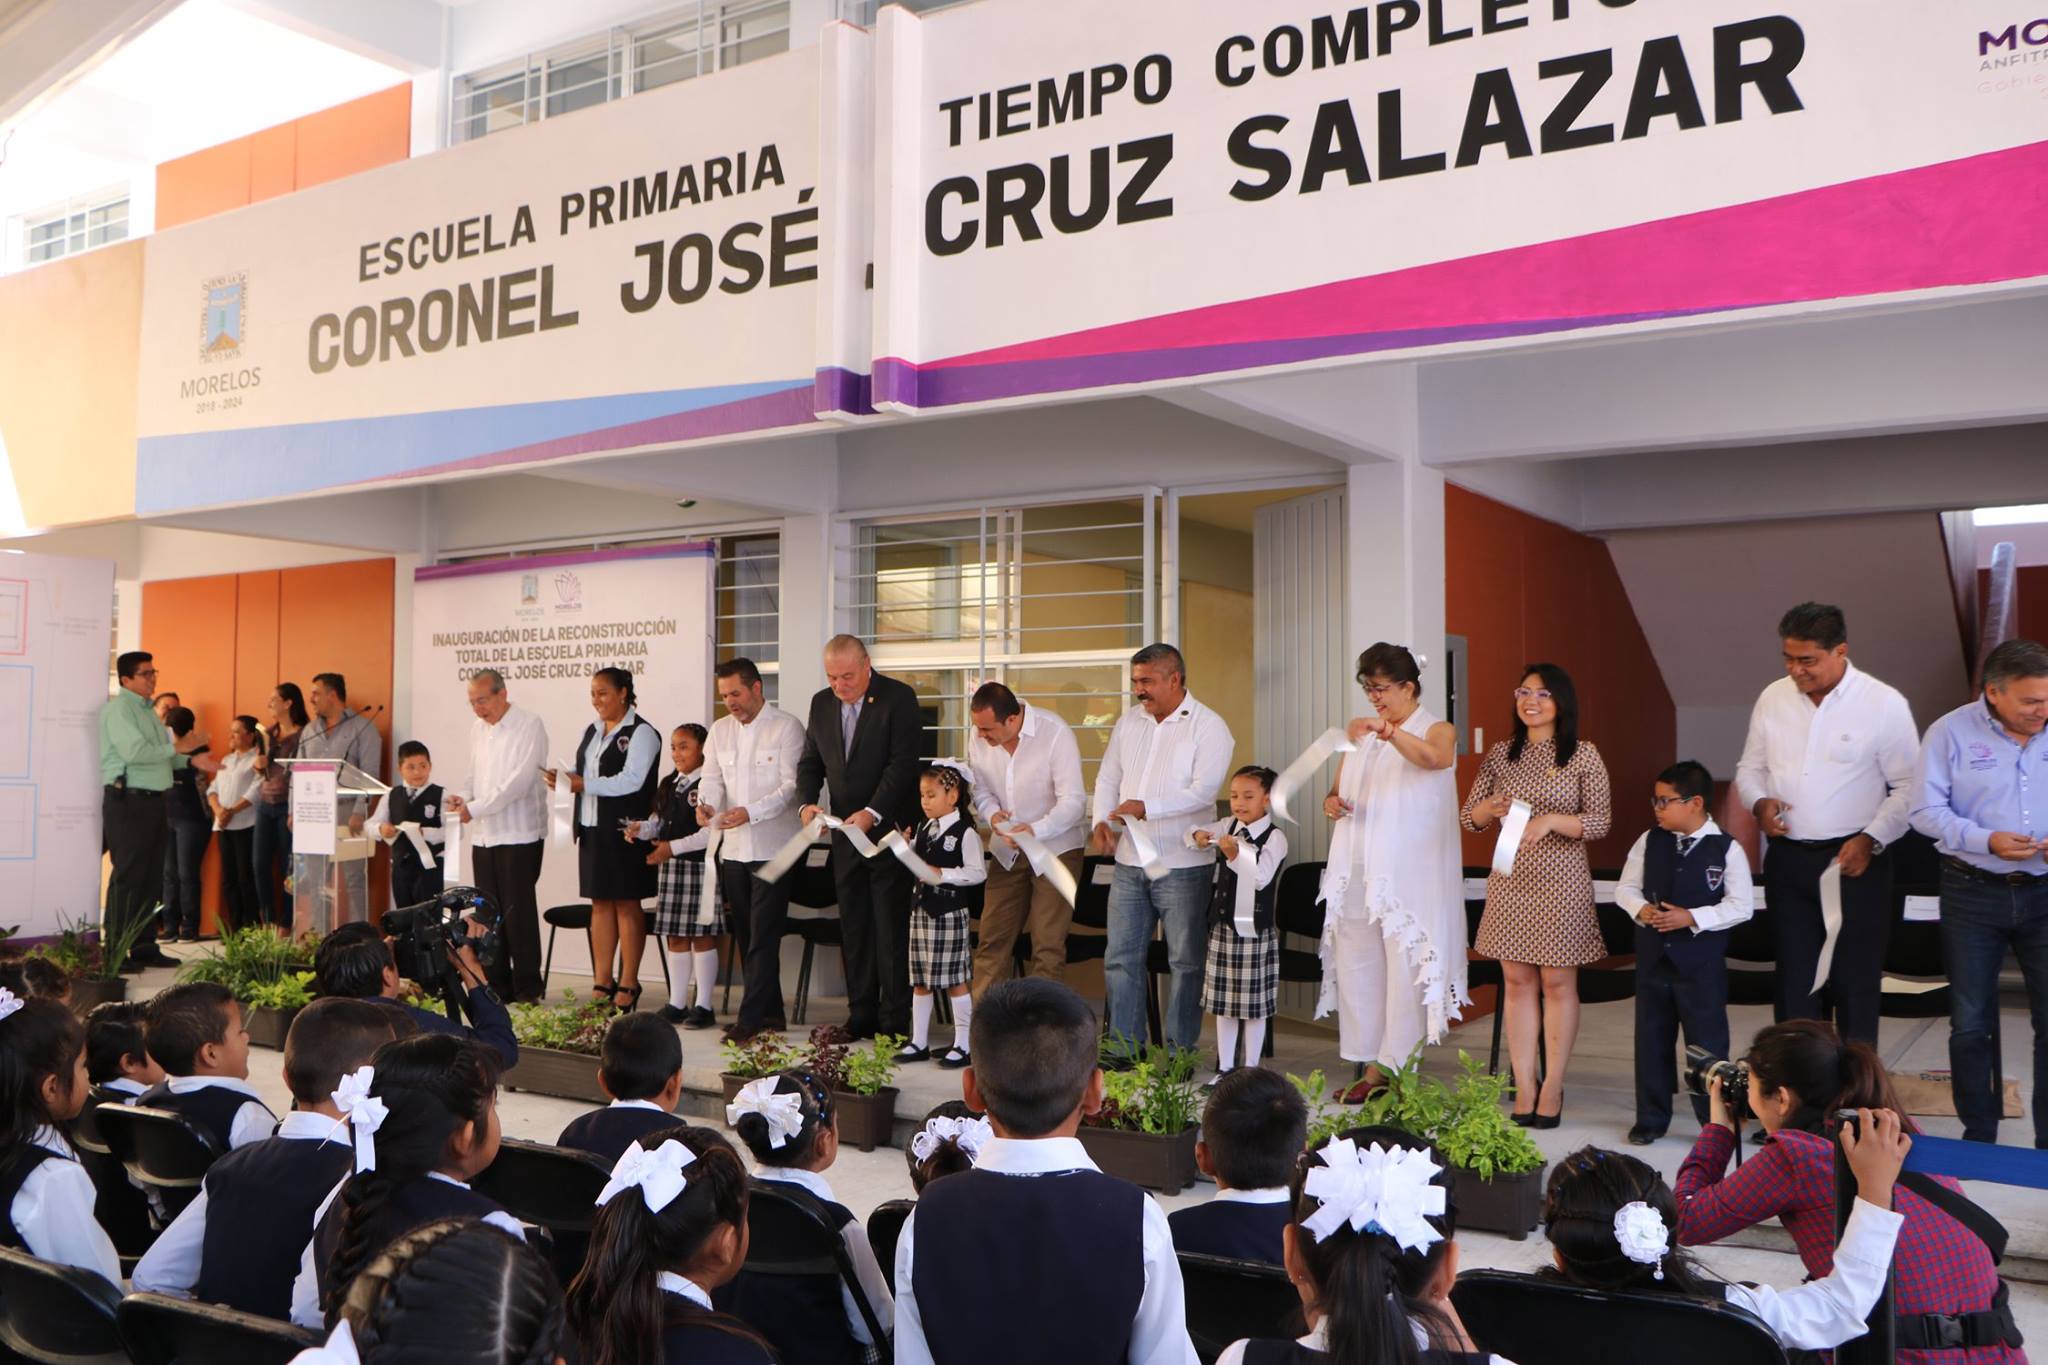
473, 841, 545, 1002
1939, 865, 2048, 1144
252, 801, 290, 927
104, 788, 167, 954
1634, 949, 1730, 1131
832, 833, 912, 1037
217, 827, 258, 933
163, 819, 212, 937
392, 858, 445, 912
722, 860, 792, 1030
1767, 837, 1892, 1044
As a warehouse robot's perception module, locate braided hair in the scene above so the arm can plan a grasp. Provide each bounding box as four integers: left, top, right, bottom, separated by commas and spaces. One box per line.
320, 1035, 502, 1324
567, 1125, 769, 1365
731, 1068, 835, 1169
340, 1218, 564, 1365
919, 761, 973, 824
1542, 1146, 1717, 1298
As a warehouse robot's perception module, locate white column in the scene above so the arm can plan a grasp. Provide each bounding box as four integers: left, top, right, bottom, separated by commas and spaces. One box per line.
778, 512, 833, 704
1345, 455, 1446, 679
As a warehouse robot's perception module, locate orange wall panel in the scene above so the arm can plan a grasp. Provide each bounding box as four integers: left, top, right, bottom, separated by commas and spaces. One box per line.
248, 124, 298, 203
154, 83, 411, 229
295, 84, 412, 190
156, 139, 254, 231
140, 576, 241, 933
234, 571, 282, 717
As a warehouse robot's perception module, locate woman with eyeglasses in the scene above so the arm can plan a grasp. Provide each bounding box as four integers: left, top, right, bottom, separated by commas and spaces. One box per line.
1317, 643, 1465, 1105
1461, 664, 1612, 1128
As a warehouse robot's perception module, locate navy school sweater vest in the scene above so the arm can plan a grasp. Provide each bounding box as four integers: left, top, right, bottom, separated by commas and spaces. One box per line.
661, 1298, 781, 1365
311, 1175, 508, 1305
556, 1105, 680, 1167
911, 1165, 1146, 1365
138, 1081, 272, 1154
193, 1134, 355, 1319
1168, 1196, 1291, 1266
386, 784, 445, 888
0, 1146, 55, 1250
1636, 829, 1735, 975
574, 714, 659, 839
722, 1189, 864, 1365
1208, 824, 1280, 933
1243, 1342, 1494, 1365
912, 818, 973, 917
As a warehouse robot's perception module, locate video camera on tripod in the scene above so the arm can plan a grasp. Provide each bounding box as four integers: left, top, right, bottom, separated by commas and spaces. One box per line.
383, 885, 503, 1019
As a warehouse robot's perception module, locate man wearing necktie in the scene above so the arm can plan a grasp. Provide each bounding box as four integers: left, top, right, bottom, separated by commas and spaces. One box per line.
796, 635, 925, 1038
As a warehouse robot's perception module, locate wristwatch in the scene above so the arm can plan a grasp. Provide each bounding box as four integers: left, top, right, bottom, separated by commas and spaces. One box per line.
1859, 833, 1885, 855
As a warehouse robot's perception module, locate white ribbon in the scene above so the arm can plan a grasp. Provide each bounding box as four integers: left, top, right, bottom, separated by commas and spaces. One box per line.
757, 812, 882, 886
0, 988, 22, 1024
550, 763, 576, 848
700, 821, 724, 926
1812, 859, 1845, 995
331, 1066, 387, 1174
1270, 726, 1357, 826
880, 830, 944, 886
1005, 825, 1079, 908
398, 821, 437, 869
1117, 816, 1169, 881
1227, 839, 1262, 939
1614, 1200, 1670, 1279
910, 1114, 993, 1164
596, 1138, 698, 1213
442, 813, 465, 883
1490, 799, 1533, 877
1300, 1138, 1447, 1252
289, 1319, 362, 1365
726, 1077, 806, 1149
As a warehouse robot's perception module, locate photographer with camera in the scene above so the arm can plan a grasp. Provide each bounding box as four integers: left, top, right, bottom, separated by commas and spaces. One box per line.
313, 915, 519, 1070
1673, 1020, 2022, 1363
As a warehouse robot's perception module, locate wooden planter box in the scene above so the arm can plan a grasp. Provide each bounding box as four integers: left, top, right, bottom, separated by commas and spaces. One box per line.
721, 1073, 766, 1105
833, 1087, 899, 1153
1077, 1124, 1200, 1194
504, 1046, 608, 1104
1449, 1162, 1547, 1240
70, 978, 128, 1012
243, 1004, 300, 1051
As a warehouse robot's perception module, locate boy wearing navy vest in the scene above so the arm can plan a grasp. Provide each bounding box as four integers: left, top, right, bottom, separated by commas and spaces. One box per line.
132, 998, 404, 1318
140, 981, 277, 1152
81, 1000, 163, 1256
894, 978, 1197, 1365
556, 1011, 683, 1164
1168, 1067, 1304, 1266
373, 740, 445, 910
1614, 760, 1755, 1146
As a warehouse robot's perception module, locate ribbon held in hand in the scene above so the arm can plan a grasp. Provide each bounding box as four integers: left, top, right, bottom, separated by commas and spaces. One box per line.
398, 821, 436, 868
1005, 824, 1079, 908
756, 811, 885, 886
1490, 799, 1533, 877
880, 830, 944, 886
442, 813, 465, 882
726, 1077, 806, 1149
1118, 816, 1169, 881
1270, 727, 1357, 826
550, 764, 576, 848
597, 1138, 698, 1213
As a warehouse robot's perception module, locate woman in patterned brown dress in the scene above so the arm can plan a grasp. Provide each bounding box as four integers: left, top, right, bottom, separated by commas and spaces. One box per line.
1461, 664, 1612, 1127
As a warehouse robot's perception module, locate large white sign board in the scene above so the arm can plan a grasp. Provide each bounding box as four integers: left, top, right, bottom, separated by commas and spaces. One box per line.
0, 553, 114, 938
410, 545, 716, 977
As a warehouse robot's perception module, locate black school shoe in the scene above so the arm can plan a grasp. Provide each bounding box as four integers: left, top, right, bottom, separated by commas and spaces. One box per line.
894, 1043, 931, 1063
1627, 1125, 1665, 1146
683, 1007, 716, 1030
658, 1004, 691, 1024
935, 1046, 970, 1069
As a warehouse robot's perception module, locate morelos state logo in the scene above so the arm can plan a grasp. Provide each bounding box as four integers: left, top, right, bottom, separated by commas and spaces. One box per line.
554, 571, 583, 608
520, 574, 540, 606
201, 274, 247, 362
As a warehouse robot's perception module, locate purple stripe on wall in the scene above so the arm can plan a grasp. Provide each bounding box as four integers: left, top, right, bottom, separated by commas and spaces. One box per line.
414, 541, 717, 582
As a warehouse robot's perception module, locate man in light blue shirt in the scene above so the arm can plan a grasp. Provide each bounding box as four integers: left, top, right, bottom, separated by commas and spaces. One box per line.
1910, 637, 2048, 1145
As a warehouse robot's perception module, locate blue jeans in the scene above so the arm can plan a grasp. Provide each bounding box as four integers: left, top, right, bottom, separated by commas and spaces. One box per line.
252, 801, 290, 926
1940, 865, 2048, 1144
1104, 864, 1211, 1051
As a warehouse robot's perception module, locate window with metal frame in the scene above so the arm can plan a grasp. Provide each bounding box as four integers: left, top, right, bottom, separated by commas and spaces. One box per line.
24, 194, 129, 264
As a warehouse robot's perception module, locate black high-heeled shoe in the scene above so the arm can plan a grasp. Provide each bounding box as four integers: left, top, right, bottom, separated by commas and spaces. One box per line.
615, 985, 644, 1014
589, 982, 621, 1007
1531, 1091, 1565, 1130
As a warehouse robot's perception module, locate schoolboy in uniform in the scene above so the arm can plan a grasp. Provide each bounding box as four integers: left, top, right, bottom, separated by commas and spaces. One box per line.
139, 981, 276, 1151
374, 741, 446, 910
1168, 1067, 1305, 1266
557, 1011, 685, 1164
80, 1000, 162, 1254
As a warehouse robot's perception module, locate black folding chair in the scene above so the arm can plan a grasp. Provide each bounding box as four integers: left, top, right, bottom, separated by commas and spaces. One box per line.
1463, 877, 1507, 1074
94, 1103, 221, 1225
1177, 1250, 1302, 1365
1880, 831, 1950, 1020
70, 1091, 154, 1267
1723, 898, 1778, 1007
472, 1137, 613, 1285
866, 1197, 915, 1294
727, 1180, 890, 1360
1577, 897, 1641, 1008
541, 902, 669, 1000
117, 1292, 320, 1365
0, 1246, 124, 1365
1066, 856, 1115, 972
1451, 1269, 1788, 1365
1272, 863, 1325, 1059
784, 852, 843, 1025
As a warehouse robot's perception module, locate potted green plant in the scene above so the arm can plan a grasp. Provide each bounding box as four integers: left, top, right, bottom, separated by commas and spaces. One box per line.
179, 926, 320, 1047
36, 912, 156, 1011
718, 1031, 803, 1105
815, 1028, 901, 1154
501, 991, 615, 1104
1078, 1040, 1202, 1193
239, 972, 316, 1049
1428, 1052, 1547, 1239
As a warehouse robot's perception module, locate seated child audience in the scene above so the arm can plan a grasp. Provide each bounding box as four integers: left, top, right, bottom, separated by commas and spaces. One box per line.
724, 1070, 894, 1363
20, 957, 71, 1007
79, 999, 163, 1249
893, 978, 1196, 1365
1218, 1126, 1499, 1365
1192, 765, 1287, 1078
0, 987, 122, 1286
1169, 1067, 1306, 1266
290, 1218, 565, 1365
568, 1125, 780, 1365
557, 1011, 685, 1164
1546, 1111, 1912, 1352
140, 980, 276, 1151
134, 998, 406, 1318
905, 1100, 990, 1196
291, 1033, 519, 1329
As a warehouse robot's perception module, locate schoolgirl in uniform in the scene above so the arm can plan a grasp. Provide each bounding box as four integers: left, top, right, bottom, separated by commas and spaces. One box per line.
638, 723, 722, 1028
0, 988, 121, 1286
1194, 765, 1287, 1077
897, 761, 986, 1068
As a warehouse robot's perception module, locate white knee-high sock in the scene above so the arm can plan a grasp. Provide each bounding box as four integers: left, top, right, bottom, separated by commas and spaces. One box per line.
1243, 1017, 1268, 1068
912, 993, 935, 1049
666, 950, 691, 1010
1215, 1016, 1241, 1072
952, 992, 973, 1052
693, 950, 717, 1012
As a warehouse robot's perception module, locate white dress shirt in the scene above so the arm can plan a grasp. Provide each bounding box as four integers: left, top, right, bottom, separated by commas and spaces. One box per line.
577, 708, 661, 827
658, 1270, 715, 1310
370, 787, 446, 846
922, 811, 987, 889
102, 1077, 148, 1100
698, 706, 807, 863
133, 1110, 348, 1298
461, 705, 550, 846
210, 748, 262, 831
969, 703, 1088, 861
751, 1166, 893, 1345
1191, 816, 1287, 891
1722, 1196, 1904, 1349
12, 1128, 122, 1288
1092, 694, 1236, 872
1614, 820, 1755, 933
290, 1171, 525, 1328
1209, 1186, 1291, 1206
1734, 664, 1919, 846
893, 1135, 1197, 1365
1216, 1320, 1515, 1365
164, 1074, 276, 1150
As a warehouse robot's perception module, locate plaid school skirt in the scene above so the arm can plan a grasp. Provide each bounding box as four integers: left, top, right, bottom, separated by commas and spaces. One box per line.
652, 854, 722, 938
1201, 919, 1278, 1019
909, 907, 972, 990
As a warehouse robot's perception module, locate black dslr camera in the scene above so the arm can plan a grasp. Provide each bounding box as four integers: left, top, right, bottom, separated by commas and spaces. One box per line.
384, 886, 503, 1018
1683, 1045, 1753, 1123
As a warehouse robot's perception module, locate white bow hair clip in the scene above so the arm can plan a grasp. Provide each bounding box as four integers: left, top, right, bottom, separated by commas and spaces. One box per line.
911, 1115, 993, 1165
290, 1318, 361, 1365
0, 988, 23, 1024
1301, 1138, 1447, 1253
726, 1078, 806, 1150
597, 1138, 698, 1214
331, 1066, 388, 1174
1613, 1201, 1670, 1280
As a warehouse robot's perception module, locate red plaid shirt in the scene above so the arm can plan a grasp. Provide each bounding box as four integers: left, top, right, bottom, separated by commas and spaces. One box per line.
1675, 1125, 2023, 1365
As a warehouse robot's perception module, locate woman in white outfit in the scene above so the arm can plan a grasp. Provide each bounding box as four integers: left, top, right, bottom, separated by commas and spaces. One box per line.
1316, 643, 1467, 1104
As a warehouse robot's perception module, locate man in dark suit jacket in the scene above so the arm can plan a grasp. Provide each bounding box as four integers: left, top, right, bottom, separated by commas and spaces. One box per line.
796, 634, 924, 1038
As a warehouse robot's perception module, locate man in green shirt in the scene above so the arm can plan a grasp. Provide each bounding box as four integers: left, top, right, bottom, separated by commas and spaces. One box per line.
101, 651, 215, 969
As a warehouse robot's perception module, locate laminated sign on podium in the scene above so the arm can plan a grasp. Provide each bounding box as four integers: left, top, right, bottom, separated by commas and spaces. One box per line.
279, 758, 390, 936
